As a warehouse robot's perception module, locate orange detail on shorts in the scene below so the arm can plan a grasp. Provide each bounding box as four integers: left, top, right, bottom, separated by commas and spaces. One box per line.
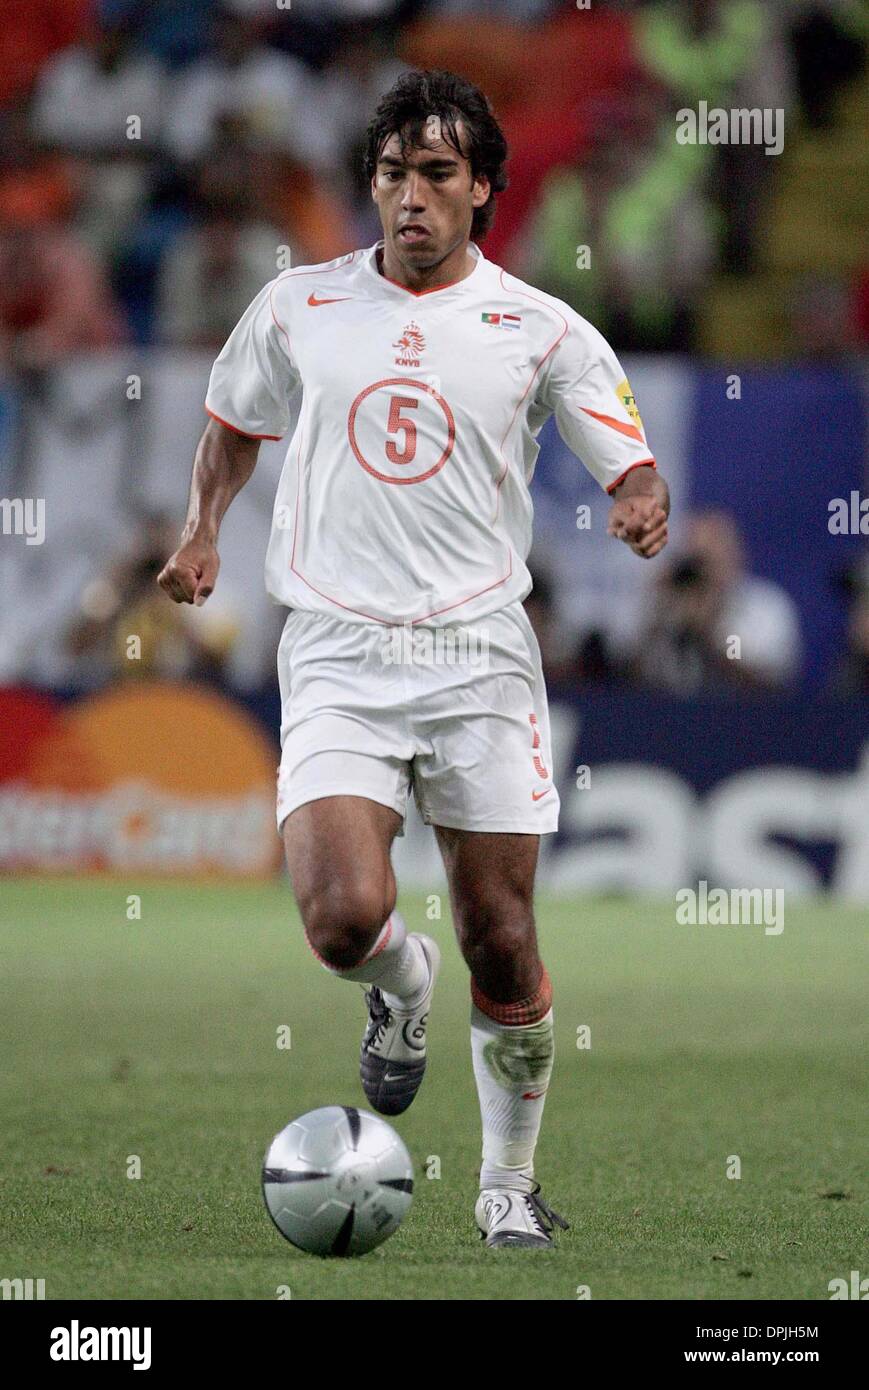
528, 714, 549, 779
471, 966, 552, 1025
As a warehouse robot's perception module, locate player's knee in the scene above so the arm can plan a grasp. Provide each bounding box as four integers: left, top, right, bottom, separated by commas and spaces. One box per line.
454, 888, 532, 942
301, 876, 394, 969
456, 895, 533, 971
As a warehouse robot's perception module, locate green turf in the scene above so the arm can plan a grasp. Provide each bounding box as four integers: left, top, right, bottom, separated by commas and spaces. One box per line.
0, 878, 865, 1300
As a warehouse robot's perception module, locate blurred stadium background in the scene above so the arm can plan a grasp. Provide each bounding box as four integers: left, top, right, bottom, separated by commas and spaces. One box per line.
0, 0, 867, 896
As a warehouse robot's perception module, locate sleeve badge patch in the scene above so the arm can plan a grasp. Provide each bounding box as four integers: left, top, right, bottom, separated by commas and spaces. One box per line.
616, 377, 644, 435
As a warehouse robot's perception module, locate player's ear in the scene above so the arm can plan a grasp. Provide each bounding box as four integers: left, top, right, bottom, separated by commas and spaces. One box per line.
471, 173, 490, 209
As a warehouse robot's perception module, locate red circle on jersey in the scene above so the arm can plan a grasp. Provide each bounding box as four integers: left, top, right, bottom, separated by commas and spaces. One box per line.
347, 377, 456, 485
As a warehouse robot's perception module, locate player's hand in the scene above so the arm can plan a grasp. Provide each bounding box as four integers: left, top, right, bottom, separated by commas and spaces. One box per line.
157, 536, 219, 606
607, 496, 669, 559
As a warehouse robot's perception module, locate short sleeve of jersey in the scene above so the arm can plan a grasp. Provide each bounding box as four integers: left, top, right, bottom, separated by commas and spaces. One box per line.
540, 310, 656, 494
204, 278, 299, 440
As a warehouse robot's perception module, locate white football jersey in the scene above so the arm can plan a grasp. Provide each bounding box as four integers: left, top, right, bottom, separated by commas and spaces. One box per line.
204, 240, 656, 626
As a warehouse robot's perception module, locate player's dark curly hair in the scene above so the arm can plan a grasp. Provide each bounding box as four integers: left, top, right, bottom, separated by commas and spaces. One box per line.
363, 69, 509, 240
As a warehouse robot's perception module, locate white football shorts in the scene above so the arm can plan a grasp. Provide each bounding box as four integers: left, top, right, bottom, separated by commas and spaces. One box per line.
275, 600, 560, 836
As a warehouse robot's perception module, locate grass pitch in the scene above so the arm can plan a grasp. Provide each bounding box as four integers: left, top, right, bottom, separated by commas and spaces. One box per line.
0, 878, 865, 1301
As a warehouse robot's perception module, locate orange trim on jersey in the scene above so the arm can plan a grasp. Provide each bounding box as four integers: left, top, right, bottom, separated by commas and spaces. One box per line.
494, 270, 569, 527
291, 535, 513, 625
205, 406, 281, 441
581, 407, 645, 444
408, 556, 513, 622
606, 458, 657, 494
378, 269, 471, 297
375, 244, 477, 297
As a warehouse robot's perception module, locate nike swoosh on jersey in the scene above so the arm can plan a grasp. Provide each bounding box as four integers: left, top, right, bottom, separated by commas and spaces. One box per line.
307, 292, 353, 306
531, 788, 552, 802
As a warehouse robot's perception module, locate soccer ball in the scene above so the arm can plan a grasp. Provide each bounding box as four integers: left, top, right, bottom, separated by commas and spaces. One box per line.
262, 1105, 413, 1257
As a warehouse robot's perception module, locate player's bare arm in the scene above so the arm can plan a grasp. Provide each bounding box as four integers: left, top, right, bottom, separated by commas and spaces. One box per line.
157, 418, 260, 606
607, 463, 670, 559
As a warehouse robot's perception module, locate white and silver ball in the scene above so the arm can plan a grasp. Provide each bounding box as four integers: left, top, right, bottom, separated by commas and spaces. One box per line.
262, 1106, 413, 1257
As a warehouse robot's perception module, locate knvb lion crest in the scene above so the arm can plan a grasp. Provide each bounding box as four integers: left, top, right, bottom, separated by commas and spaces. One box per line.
393, 321, 426, 366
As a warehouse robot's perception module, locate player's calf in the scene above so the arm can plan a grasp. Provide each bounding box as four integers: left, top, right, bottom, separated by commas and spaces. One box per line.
458, 904, 542, 1001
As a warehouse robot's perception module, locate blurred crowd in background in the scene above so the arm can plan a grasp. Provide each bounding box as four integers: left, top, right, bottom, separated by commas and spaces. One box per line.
1, 0, 865, 362
0, 0, 867, 701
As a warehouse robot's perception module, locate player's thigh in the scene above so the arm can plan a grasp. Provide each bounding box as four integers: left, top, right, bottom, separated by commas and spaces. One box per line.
283, 795, 402, 936
434, 825, 540, 936
434, 826, 542, 996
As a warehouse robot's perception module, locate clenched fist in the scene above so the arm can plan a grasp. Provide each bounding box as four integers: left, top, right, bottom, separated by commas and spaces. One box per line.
157, 535, 220, 606
607, 495, 669, 559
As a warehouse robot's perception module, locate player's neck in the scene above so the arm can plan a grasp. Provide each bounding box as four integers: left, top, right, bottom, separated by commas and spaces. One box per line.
376, 242, 476, 294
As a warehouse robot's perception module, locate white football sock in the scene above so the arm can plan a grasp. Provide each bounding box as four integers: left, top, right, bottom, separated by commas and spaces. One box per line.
308, 910, 430, 1008
471, 1003, 554, 1193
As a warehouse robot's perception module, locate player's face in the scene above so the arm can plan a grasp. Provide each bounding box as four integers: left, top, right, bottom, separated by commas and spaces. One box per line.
371, 122, 490, 273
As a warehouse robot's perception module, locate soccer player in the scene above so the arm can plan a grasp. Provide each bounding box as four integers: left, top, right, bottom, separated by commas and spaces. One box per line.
158, 70, 669, 1249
